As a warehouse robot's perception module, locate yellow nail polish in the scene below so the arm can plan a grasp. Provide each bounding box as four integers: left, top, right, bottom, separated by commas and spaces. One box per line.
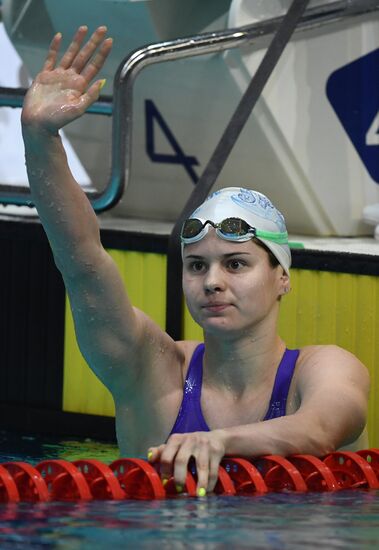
147, 450, 153, 461
176, 484, 183, 494
197, 487, 206, 497
162, 478, 169, 487
99, 79, 107, 90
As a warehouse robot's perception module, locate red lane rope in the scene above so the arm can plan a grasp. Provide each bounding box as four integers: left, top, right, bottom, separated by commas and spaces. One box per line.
0, 464, 20, 503
36, 460, 93, 501
0, 449, 377, 502
323, 451, 379, 490
357, 449, 379, 481
2, 462, 50, 502
287, 455, 339, 492
222, 458, 268, 495
110, 458, 166, 499
252, 455, 308, 492
73, 459, 126, 500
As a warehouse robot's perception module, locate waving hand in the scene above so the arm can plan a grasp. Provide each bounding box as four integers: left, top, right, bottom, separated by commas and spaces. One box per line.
22, 26, 112, 134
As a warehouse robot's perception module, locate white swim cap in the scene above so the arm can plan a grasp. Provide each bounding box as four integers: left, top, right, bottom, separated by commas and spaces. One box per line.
184, 187, 291, 274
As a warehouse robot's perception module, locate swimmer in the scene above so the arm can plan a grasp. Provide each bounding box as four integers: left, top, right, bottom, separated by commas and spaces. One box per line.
21, 26, 370, 496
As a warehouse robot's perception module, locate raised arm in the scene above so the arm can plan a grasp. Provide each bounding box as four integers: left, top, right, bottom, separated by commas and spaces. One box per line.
22, 26, 112, 270
21, 27, 175, 391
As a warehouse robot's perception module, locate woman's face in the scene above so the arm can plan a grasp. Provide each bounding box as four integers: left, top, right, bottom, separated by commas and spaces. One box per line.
182, 230, 288, 337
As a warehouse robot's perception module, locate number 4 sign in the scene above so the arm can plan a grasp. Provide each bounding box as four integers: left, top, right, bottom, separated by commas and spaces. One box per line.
145, 99, 199, 184
366, 111, 379, 146
326, 48, 379, 183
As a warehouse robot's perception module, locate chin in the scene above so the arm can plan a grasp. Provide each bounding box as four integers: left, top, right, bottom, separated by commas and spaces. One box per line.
201, 317, 242, 336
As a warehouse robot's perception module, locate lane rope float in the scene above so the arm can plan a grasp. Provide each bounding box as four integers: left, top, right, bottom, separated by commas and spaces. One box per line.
0, 449, 378, 502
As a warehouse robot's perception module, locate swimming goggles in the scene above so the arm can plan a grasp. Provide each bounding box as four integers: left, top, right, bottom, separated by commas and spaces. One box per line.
180, 217, 288, 244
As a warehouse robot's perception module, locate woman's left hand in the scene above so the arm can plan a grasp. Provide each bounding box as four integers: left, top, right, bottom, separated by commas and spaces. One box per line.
147, 430, 226, 496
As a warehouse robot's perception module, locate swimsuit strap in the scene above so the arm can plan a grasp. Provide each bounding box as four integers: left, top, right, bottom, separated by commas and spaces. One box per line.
169, 345, 300, 437
263, 348, 300, 421
168, 343, 210, 436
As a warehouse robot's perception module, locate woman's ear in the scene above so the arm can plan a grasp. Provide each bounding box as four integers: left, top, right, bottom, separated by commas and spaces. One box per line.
279, 270, 291, 296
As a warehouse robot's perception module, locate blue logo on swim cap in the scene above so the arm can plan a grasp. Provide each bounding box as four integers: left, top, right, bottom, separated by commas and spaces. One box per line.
231, 189, 287, 232
190, 190, 222, 218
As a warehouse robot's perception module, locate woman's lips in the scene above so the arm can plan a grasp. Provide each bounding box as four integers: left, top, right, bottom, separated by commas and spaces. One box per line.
202, 303, 230, 313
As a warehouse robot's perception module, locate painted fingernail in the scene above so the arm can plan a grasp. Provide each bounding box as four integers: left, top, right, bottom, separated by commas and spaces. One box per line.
197, 487, 206, 497
99, 79, 107, 90
176, 484, 183, 494
147, 450, 153, 461
162, 478, 169, 487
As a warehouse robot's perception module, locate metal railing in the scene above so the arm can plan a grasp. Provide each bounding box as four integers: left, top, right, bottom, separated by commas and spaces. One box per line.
0, 0, 378, 211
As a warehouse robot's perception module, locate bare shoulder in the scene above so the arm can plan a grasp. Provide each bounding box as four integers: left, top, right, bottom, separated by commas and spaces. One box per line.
176, 339, 203, 354
134, 312, 202, 372
130, 311, 200, 366
296, 344, 370, 390
298, 344, 367, 369
292, 344, 370, 450
136, 309, 201, 361
174, 339, 204, 376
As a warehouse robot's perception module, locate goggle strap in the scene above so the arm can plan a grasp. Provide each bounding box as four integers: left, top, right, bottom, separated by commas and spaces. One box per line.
255, 229, 288, 245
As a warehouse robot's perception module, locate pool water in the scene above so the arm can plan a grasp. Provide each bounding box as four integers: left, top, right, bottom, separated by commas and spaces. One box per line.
1, 432, 379, 549
0, 431, 120, 464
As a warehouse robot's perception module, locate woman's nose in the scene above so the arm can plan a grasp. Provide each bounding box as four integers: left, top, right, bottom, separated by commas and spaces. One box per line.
203, 265, 225, 293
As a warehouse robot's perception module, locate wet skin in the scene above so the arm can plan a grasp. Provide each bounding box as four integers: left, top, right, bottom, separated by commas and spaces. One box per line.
21, 26, 370, 497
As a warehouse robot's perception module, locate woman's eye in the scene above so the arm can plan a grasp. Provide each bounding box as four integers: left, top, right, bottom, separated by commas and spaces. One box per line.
190, 261, 205, 272
228, 259, 245, 270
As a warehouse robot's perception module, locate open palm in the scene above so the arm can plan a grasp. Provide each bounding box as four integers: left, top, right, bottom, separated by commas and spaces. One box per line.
22, 26, 112, 133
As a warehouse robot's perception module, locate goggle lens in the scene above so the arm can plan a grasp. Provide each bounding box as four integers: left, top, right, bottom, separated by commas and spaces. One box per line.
181, 218, 205, 239
220, 217, 251, 236
181, 217, 253, 242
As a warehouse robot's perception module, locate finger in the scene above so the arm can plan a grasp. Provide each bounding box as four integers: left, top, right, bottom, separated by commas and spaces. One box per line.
71, 26, 108, 74
42, 32, 62, 71
194, 447, 210, 496
58, 26, 88, 69
172, 443, 194, 489
159, 437, 183, 481
208, 455, 221, 493
81, 37, 113, 82
147, 445, 165, 463
72, 78, 109, 115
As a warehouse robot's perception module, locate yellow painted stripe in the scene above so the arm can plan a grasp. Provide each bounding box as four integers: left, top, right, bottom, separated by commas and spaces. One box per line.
277, 270, 379, 447
63, 295, 115, 416
63, 250, 166, 417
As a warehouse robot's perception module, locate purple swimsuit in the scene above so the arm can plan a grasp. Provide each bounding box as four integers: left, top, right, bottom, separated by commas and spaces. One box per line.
169, 344, 300, 436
